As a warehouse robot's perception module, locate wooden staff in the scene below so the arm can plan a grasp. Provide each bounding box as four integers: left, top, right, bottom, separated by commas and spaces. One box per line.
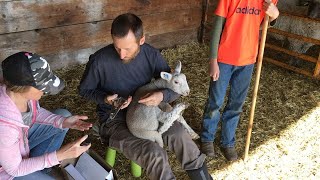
244, 15, 270, 161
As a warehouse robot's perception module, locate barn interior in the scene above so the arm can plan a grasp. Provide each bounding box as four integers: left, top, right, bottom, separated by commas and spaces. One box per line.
0, 0, 319, 179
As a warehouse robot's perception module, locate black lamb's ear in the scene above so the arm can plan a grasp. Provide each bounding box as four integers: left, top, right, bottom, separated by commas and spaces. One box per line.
296, 0, 310, 6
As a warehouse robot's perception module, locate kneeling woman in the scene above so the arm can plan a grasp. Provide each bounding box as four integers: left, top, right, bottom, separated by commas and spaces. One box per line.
0, 52, 92, 180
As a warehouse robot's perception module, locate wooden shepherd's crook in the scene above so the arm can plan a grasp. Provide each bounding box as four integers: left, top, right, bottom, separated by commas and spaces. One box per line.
244, 15, 270, 161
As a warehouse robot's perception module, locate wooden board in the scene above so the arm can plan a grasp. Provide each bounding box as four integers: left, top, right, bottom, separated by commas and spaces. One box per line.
0, 0, 202, 70
42, 28, 198, 70
0, 0, 201, 34
0, 8, 201, 68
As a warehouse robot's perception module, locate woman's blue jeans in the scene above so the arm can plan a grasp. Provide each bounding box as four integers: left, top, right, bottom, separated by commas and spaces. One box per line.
14, 109, 71, 180
201, 62, 254, 148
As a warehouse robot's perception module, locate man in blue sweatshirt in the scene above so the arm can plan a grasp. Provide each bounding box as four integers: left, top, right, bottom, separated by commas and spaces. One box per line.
78, 13, 212, 180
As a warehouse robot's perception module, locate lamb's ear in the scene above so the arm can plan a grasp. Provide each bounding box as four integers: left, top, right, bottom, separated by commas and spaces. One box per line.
174, 61, 182, 75
160, 72, 172, 81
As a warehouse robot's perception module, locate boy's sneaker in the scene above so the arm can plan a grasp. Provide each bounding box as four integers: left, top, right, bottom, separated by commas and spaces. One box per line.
220, 147, 238, 161
201, 142, 216, 157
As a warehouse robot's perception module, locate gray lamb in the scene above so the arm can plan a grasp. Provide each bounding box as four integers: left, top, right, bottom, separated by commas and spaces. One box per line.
126, 61, 199, 148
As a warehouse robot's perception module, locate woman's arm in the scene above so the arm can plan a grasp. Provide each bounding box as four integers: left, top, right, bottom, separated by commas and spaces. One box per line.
0, 128, 59, 177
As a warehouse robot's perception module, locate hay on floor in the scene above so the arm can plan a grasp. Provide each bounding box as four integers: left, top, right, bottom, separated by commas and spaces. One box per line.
41, 42, 320, 179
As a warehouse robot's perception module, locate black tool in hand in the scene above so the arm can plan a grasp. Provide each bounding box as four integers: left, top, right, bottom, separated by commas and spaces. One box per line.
80, 135, 91, 146
109, 97, 127, 120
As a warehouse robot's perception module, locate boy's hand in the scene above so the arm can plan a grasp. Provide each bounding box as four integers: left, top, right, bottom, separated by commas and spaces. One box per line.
209, 59, 220, 81
263, 0, 279, 21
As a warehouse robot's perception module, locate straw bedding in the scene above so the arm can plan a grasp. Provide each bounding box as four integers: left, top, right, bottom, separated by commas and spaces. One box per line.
41, 42, 320, 179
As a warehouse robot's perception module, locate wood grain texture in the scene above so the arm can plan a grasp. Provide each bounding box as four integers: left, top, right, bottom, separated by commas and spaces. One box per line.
0, 0, 202, 70
40, 28, 198, 70
0, 0, 201, 34
0, 8, 201, 69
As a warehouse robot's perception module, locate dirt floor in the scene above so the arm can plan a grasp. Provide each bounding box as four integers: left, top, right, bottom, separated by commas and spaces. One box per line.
41, 42, 320, 179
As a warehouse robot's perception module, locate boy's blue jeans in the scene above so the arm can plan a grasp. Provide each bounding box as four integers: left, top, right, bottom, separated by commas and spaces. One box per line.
201, 62, 254, 148
14, 109, 71, 180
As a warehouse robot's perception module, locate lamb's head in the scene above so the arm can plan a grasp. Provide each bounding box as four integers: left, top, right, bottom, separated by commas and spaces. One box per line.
160, 61, 190, 96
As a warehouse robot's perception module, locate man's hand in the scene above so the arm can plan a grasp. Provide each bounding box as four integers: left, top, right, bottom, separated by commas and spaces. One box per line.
62, 115, 92, 131
263, 0, 279, 21
104, 94, 119, 105
209, 59, 220, 81
120, 96, 132, 109
105, 94, 132, 109
138, 91, 163, 106
56, 135, 91, 162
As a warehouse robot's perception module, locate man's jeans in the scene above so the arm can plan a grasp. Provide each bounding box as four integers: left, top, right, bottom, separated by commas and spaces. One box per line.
201, 62, 254, 147
14, 109, 70, 180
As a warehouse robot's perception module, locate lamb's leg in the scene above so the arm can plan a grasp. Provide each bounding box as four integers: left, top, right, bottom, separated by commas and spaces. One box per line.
131, 129, 164, 148
158, 102, 173, 112
158, 103, 187, 134
177, 116, 200, 140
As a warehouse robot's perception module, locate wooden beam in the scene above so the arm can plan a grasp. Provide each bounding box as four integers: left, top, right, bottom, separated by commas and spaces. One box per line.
281, 11, 320, 23
268, 28, 320, 45
314, 53, 320, 77
42, 28, 198, 70
265, 43, 318, 63
0, 8, 201, 62
0, 0, 201, 34
199, 0, 210, 43
264, 57, 314, 78
147, 28, 198, 49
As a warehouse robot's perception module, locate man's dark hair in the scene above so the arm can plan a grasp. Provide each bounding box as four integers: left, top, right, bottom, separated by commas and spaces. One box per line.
111, 13, 143, 40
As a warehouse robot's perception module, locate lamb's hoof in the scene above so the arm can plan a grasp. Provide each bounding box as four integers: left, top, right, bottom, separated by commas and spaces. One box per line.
158, 128, 165, 135
174, 102, 188, 112
184, 102, 190, 109
157, 141, 164, 148
190, 133, 200, 140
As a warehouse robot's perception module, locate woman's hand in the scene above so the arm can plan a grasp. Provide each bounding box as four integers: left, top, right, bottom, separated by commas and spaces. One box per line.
62, 115, 92, 131
56, 135, 91, 162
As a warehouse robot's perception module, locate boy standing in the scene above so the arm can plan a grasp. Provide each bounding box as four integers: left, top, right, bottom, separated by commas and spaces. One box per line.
201, 0, 279, 161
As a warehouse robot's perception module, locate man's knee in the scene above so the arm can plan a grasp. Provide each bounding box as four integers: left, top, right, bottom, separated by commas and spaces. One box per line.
164, 122, 190, 139
140, 144, 169, 170
133, 143, 174, 180
123, 139, 169, 166
147, 145, 167, 159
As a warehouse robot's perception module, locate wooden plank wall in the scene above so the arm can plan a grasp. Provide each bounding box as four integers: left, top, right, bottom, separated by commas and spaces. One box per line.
0, 0, 202, 70
200, 0, 218, 43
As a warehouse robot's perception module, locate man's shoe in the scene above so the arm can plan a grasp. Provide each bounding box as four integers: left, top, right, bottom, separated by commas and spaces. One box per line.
186, 161, 213, 180
92, 120, 100, 137
220, 147, 238, 161
201, 142, 215, 157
